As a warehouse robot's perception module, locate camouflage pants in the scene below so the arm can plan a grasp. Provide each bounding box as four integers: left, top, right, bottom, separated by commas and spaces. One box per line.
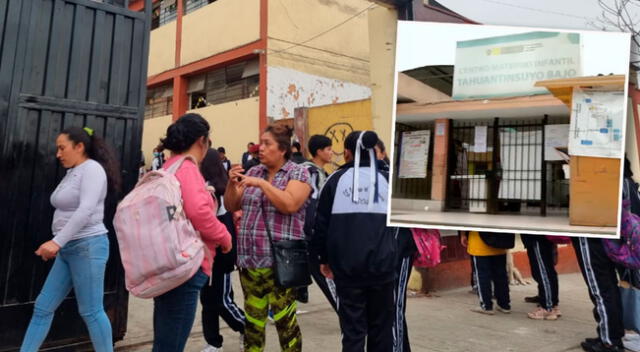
239, 268, 302, 352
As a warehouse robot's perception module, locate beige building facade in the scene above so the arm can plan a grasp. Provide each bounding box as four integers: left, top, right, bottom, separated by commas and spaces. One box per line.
132, 0, 376, 165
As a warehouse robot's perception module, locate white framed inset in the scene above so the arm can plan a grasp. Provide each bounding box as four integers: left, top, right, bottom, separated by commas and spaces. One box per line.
386, 20, 631, 239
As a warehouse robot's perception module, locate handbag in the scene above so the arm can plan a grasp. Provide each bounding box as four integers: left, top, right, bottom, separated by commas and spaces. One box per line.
620, 269, 640, 333
260, 203, 312, 288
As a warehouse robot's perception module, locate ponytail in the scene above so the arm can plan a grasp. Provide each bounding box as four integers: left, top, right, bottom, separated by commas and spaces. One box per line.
60, 126, 122, 192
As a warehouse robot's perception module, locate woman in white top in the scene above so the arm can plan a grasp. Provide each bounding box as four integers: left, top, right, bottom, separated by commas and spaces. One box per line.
20, 126, 121, 352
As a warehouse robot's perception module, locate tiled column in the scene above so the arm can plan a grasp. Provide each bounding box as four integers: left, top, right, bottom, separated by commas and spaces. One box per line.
431, 119, 450, 201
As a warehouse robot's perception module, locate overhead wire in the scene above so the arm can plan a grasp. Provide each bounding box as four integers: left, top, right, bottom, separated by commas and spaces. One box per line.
474, 0, 592, 21
269, 4, 376, 56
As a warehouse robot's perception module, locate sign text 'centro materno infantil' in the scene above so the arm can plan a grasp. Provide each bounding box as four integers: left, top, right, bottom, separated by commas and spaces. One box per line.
452, 31, 581, 100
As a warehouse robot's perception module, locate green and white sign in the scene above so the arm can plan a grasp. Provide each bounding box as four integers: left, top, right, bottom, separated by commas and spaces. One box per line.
452, 31, 581, 100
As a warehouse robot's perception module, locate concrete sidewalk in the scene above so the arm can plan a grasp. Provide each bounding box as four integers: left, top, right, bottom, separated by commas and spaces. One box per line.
115, 272, 614, 352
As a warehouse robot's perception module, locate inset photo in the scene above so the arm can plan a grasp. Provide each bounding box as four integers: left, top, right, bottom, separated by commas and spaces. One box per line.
389, 21, 631, 238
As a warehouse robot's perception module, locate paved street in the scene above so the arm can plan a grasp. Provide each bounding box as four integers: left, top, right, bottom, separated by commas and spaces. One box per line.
115, 272, 622, 352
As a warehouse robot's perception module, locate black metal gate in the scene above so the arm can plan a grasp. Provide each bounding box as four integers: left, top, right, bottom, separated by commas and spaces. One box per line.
0, 0, 151, 350
445, 117, 555, 215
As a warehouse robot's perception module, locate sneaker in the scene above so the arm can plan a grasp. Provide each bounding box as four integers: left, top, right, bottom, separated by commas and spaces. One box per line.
527, 307, 557, 320
583, 337, 600, 346
470, 306, 495, 315
581, 340, 625, 352
552, 306, 562, 317
524, 295, 540, 303
201, 345, 223, 352
239, 334, 245, 352
496, 306, 511, 314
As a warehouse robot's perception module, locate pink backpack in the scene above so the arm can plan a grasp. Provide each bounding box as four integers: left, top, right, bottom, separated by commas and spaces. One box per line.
114, 156, 206, 298
411, 228, 446, 268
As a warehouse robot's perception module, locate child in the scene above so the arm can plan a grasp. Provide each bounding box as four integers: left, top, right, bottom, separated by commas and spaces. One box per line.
461, 231, 511, 315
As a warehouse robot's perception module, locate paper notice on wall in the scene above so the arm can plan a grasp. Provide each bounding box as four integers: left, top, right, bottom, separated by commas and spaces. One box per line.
474, 126, 487, 153
544, 124, 570, 161
569, 88, 625, 158
399, 130, 430, 179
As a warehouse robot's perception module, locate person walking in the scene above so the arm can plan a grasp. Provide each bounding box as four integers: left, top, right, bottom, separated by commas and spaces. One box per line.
20, 126, 121, 352
224, 124, 312, 352
312, 130, 398, 352
153, 113, 232, 352
199, 149, 246, 352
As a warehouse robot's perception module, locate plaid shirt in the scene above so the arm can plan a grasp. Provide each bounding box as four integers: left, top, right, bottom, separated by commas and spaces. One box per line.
237, 160, 311, 268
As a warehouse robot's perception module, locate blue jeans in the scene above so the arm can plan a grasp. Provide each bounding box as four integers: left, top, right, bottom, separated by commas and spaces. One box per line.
20, 234, 112, 352
153, 268, 209, 352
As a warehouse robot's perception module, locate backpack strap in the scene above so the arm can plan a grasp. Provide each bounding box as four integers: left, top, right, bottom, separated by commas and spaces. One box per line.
166, 154, 198, 175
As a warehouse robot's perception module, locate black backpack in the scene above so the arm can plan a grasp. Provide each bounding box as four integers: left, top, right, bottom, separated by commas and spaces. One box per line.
479, 232, 515, 249
303, 165, 322, 239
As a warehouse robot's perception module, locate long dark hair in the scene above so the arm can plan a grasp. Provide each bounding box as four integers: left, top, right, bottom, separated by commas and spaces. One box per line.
61, 126, 122, 192
264, 124, 293, 160
160, 113, 210, 153
200, 148, 228, 198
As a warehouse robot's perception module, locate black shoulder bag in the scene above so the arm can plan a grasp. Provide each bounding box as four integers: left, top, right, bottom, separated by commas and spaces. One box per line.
260, 203, 312, 288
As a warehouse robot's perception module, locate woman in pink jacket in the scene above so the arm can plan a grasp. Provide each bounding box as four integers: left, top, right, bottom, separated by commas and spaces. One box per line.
154, 113, 232, 352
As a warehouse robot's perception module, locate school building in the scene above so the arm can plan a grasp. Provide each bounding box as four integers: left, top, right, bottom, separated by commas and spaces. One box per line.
129, 0, 375, 164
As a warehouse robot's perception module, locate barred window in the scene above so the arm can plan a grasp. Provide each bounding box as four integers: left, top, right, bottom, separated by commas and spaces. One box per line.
159, 0, 177, 27
188, 58, 260, 109
184, 0, 218, 15
145, 84, 173, 119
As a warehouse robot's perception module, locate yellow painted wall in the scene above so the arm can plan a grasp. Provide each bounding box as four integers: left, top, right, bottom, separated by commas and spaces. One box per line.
142, 114, 173, 166
188, 97, 260, 164
307, 99, 373, 173
181, 0, 260, 66
267, 0, 372, 86
148, 23, 177, 77
367, 6, 397, 156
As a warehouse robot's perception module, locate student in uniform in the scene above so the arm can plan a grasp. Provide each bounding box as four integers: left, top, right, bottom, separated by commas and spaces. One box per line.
313, 130, 398, 352
301, 135, 336, 308
460, 231, 511, 315
521, 234, 561, 320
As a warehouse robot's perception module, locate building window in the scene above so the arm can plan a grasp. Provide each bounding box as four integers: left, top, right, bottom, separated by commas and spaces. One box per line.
188, 58, 260, 109
184, 0, 218, 15
145, 84, 173, 119
159, 0, 177, 27
151, 1, 161, 30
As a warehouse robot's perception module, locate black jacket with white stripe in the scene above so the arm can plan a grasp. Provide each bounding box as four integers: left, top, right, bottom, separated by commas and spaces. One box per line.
312, 160, 398, 288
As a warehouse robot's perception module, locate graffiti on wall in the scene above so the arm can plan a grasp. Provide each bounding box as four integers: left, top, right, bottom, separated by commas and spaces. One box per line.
325, 122, 354, 171
267, 66, 371, 120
